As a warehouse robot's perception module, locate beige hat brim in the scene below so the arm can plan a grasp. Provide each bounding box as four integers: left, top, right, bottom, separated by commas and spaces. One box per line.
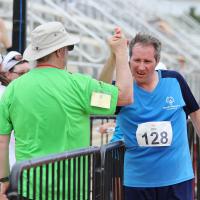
23, 34, 80, 61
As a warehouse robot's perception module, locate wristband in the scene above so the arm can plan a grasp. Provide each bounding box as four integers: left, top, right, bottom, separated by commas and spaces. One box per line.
0, 176, 9, 183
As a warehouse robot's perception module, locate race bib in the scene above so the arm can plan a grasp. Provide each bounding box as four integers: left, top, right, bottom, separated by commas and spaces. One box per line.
136, 121, 172, 147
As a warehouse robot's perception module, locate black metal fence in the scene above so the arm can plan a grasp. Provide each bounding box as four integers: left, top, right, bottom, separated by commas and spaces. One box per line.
7, 142, 125, 200
100, 142, 125, 200
7, 117, 200, 200
188, 120, 200, 200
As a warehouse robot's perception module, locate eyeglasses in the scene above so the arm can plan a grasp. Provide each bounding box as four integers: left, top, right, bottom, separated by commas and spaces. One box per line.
11, 71, 26, 76
9, 60, 29, 76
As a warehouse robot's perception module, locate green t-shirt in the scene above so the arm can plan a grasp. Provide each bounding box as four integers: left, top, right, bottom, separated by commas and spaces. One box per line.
0, 68, 118, 162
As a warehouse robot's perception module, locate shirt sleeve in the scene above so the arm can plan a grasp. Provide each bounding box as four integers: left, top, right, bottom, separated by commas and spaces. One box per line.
175, 73, 199, 115
162, 70, 199, 116
0, 85, 13, 135
72, 73, 118, 115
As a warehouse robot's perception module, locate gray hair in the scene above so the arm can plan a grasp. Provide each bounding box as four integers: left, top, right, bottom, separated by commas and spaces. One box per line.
129, 33, 161, 62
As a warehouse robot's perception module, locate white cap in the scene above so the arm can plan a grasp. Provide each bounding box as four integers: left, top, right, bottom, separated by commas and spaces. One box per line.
1, 51, 22, 72
155, 62, 167, 70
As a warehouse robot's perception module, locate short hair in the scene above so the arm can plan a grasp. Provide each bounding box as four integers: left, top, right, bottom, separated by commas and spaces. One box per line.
129, 33, 161, 62
37, 52, 53, 63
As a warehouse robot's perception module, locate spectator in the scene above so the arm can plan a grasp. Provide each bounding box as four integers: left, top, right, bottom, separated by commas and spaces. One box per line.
148, 17, 175, 37
0, 51, 30, 172
177, 55, 188, 76
1, 51, 30, 85
0, 22, 133, 198
99, 32, 200, 200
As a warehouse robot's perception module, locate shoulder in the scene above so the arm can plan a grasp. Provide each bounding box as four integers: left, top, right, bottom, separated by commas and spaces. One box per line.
72, 73, 117, 89
160, 70, 188, 87
161, 70, 184, 80
70, 72, 93, 82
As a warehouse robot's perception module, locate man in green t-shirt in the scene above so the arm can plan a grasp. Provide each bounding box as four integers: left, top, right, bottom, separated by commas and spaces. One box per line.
0, 22, 133, 198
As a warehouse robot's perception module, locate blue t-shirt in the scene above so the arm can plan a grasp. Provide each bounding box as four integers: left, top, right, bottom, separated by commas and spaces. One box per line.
114, 70, 199, 187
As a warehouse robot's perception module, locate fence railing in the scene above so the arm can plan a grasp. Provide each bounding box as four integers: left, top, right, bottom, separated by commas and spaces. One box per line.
100, 142, 125, 200
7, 116, 200, 200
7, 141, 125, 200
7, 147, 101, 200
188, 120, 200, 200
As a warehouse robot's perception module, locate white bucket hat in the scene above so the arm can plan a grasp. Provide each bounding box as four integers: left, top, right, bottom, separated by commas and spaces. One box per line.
1, 51, 23, 72
23, 21, 80, 61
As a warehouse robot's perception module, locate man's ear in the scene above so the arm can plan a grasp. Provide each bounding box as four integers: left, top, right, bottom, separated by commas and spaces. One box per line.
55, 48, 64, 57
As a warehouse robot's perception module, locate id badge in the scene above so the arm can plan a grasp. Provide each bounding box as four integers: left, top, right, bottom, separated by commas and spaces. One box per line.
90, 92, 111, 109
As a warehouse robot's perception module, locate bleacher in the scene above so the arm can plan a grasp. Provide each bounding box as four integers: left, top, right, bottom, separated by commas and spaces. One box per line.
1, 0, 200, 100
1, 0, 200, 70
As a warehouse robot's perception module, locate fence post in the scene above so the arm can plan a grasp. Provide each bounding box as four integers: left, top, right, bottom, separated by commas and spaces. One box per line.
100, 141, 125, 200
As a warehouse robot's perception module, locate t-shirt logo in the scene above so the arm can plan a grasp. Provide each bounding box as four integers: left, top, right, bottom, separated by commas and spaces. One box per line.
163, 96, 180, 110
166, 96, 175, 106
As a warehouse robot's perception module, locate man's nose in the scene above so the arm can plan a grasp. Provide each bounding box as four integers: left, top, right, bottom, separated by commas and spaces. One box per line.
138, 62, 145, 70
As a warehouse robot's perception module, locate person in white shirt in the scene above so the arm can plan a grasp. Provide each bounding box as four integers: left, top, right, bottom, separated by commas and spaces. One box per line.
0, 51, 30, 170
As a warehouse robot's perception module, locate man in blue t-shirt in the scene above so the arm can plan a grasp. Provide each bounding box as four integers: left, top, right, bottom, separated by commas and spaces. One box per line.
99, 30, 200, 200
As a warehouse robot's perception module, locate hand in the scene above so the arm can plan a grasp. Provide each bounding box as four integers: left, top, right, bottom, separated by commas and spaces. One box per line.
0, 182, 9, 195
98, 122, 116, 134
0, 194, 8, 200
108, 27, 128, 54
112, 27, 122, 41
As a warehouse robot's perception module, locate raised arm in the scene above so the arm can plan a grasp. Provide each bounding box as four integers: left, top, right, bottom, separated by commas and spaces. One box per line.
99, 27, 119, 84
98, 51, 115, 84
109, 28, 133, 106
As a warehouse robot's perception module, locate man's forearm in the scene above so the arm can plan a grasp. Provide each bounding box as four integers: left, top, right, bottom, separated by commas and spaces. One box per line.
115, 50, 133, 106
190, 109, 200, 138
0, 135, 10, 179
99, 53, 116, 83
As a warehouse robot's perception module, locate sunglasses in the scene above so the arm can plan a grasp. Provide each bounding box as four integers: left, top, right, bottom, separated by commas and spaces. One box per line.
10, 71, 27, 76
67, 45, 74, 51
